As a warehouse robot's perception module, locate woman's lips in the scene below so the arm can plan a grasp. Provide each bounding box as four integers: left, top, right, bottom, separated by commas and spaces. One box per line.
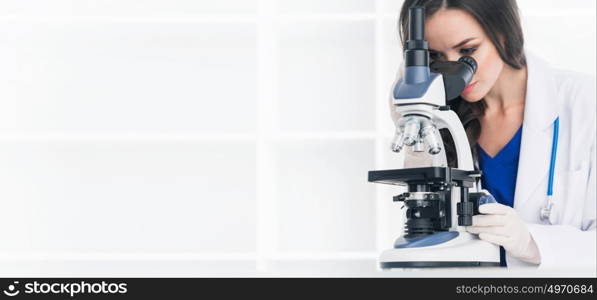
462, 81, 477, 95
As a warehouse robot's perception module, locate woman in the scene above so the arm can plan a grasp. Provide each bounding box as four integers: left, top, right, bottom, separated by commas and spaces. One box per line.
395, 0, 595, 268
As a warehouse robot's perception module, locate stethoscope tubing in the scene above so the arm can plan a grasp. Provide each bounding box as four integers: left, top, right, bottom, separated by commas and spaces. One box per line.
547, 117, 560, 196
541, 117, 559, 222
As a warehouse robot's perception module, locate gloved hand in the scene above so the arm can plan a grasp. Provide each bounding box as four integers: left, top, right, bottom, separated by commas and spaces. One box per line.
466, 203, 542, 265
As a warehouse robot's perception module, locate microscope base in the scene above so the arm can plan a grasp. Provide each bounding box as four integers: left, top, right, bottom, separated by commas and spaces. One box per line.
379, 231, 501, 269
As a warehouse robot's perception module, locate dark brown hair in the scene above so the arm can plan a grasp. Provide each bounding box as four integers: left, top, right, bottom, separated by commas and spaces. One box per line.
398, 0, 526, 168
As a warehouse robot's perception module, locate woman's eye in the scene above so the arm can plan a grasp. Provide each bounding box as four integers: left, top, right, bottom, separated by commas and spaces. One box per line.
460, 47, 477, 55
429, 51, 443, 60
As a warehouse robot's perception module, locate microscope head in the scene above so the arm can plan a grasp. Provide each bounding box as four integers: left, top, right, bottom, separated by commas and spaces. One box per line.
391, 6, 477, 163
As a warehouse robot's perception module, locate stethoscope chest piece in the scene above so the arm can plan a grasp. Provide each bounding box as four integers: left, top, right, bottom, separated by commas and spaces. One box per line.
540, 197, 554, 223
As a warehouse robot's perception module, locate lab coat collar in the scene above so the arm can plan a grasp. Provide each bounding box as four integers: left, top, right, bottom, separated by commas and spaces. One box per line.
513, 50, 559, 217
522, 50, 560, 130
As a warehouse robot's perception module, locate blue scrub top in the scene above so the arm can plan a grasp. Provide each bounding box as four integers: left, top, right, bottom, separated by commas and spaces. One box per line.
477, 126, 523, 266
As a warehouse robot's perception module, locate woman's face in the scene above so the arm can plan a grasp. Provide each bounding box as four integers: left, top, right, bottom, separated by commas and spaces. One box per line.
425, 9, 504, 102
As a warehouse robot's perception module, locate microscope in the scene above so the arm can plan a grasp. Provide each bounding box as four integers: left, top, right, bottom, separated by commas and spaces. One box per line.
368, 7, 500, 268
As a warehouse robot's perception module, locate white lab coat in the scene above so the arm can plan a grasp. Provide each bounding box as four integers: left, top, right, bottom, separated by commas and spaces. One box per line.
506, 51, 596, 270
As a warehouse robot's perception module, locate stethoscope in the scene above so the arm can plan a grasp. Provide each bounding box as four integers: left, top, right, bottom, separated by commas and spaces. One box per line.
539, 116, 560, 223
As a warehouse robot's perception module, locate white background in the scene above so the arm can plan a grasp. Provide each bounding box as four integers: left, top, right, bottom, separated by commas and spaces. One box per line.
0, 0, 594, 276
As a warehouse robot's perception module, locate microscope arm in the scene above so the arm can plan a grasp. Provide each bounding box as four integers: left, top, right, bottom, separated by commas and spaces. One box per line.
432, 109, 474, 171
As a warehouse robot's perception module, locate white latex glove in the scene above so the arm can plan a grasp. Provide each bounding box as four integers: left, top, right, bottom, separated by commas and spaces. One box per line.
466, 203, 541, 265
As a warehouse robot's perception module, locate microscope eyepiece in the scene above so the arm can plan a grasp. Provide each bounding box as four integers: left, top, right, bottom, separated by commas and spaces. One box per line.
408, 7, 425, 41
458, 56, 477, 73
429, 56, 478, 100
404, 7, 429, 67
